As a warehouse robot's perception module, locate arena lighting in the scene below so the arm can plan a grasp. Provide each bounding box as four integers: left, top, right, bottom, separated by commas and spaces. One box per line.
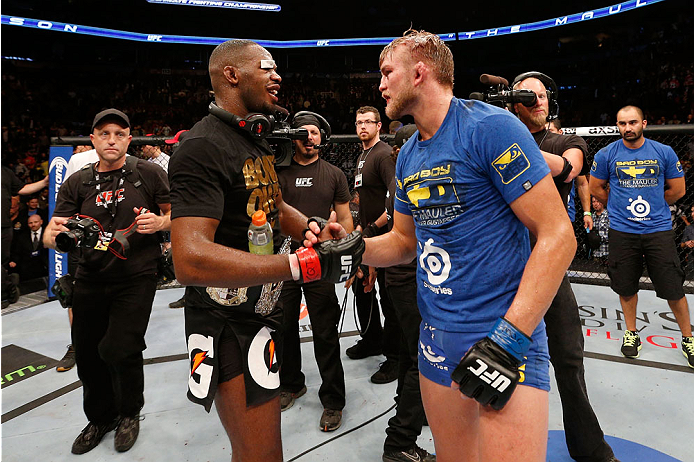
1, 0, 666, 49
145, 0, 281, 12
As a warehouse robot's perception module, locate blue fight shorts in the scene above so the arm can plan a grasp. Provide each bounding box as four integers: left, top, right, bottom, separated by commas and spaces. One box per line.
418, 321, 551, 392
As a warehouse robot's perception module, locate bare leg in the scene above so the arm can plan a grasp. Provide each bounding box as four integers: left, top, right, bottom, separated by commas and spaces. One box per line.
668, 297, 692, 337
214, 375, 283, 462
619, 294, 638, 331
420, 375, 547, 462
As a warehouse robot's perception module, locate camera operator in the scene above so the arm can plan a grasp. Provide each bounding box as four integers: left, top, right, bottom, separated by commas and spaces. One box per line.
168, 40, 362, 462
44, 108, 171, 455
512, 73, 618, 462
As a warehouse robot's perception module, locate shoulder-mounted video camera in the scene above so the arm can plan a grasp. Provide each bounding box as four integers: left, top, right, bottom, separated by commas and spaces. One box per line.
208, 102, 308, 166
55, 216, 100, 253
469, 74, 538, 110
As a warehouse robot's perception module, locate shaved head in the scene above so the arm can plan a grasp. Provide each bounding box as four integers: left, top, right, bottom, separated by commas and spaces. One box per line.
209, 39, 262, 93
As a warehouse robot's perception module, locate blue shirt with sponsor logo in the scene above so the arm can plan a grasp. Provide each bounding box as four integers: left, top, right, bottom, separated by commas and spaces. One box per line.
591, 138, 683, 234
394, 98, 550, 332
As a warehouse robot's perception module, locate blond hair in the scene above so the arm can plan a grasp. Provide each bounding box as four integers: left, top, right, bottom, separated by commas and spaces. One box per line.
380, 29, 454, 89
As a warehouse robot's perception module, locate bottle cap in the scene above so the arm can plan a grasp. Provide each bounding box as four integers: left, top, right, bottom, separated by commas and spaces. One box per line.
251, 210, 267, 226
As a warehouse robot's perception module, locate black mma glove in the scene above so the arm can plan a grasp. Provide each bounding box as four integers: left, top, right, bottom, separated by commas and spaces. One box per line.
302, 216, 328, 241
290, 231, 364, 284
361, 222, 381, 238
450, 317, 531, 411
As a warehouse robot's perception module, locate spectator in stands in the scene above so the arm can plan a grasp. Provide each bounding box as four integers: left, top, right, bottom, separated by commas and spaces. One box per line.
9, 214, 48, 282
141, 135, 170, 172
388, 120, 403, 134
590, 105, 692, 369
680, 204, 694, 277
591, 196, 610, 266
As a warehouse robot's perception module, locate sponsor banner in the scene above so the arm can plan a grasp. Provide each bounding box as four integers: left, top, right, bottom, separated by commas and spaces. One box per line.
146, 0, 281, 12
1, 345, 57, 388
48, 146, 72, 297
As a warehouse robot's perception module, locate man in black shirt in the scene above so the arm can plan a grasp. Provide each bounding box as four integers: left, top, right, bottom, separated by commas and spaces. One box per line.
44, 108, 171, 455
348, 105, 399, 385
169, 40, 362, 462
513, 72, 619, 462
276, 111, 352, 431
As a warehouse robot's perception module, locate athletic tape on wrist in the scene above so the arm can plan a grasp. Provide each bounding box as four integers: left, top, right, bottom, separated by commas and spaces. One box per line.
487, 317, 532, 362
295, 247, 322, 282
288, 254, 300, 281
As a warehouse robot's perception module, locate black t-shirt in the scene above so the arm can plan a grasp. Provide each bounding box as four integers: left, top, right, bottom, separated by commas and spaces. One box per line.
277, 157, 350, 250
169, 113, 284, 317
2, 166, 24, 229
354, 140, 395, 228
53, 159, 169, 281
532, 129, 589, 209
384, 177, 416, 286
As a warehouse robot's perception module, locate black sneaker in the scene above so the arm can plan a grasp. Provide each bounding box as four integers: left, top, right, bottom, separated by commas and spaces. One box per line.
319, 408, 342, 432
682, 337, 694, 369
168, 296, 185, 309
621, 330, 641, 358
280, 385, 307, 411
114, 414, 141, 452
71, 419, 117, 454
345, 340, 382, 360
371, 359, 398, 384
383, 444, 436, 462
56, 344, 76, 372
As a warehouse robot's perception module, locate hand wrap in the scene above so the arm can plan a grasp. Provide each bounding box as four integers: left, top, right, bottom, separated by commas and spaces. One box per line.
450, 317, 531, 410
302, 216, 328, 242
294, 231, 364, 284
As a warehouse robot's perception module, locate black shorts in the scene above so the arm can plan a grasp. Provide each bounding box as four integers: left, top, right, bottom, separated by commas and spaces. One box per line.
185, 306, 283, 411
608, 229, 685, 300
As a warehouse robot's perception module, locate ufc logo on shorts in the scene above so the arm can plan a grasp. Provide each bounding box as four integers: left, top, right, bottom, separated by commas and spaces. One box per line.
339, 255, 352, 282
467, 359, 511, 392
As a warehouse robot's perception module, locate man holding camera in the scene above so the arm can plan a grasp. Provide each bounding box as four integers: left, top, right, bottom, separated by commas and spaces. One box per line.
44, 108, 171, 455
168, 39, 362, 462
513, 73, 618, 462
275, 111, 352, 431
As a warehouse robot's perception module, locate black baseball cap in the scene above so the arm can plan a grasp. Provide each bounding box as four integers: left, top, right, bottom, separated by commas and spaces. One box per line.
393, 124, 418, 148
91, 108, 130, 131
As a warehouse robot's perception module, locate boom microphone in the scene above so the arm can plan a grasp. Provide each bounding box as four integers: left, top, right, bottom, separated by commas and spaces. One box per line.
480, 74, 509, 86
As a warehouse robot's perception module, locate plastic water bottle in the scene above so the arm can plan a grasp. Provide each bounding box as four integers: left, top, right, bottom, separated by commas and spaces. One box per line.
248, 210, 273, 255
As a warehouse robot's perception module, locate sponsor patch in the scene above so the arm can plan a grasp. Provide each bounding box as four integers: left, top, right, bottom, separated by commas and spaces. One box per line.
492, 143, 530, 184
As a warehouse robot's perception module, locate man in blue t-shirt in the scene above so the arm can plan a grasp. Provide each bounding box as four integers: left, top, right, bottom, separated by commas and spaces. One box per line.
590, 105, 692, 369
356, 30, 576, 462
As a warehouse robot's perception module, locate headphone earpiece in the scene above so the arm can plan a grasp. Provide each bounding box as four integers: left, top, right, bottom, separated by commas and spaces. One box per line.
510, 71, 560, 121
292, 111, 331, 145
208, 102, 275, 139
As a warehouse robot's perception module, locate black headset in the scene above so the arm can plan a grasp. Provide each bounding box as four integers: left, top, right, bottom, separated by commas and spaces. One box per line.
292, 111, 331, 145
208, 102, 275, 140
510, 71, 559, 121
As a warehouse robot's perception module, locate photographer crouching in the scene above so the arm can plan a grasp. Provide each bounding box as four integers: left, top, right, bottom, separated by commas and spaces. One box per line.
43, 108, 171, 455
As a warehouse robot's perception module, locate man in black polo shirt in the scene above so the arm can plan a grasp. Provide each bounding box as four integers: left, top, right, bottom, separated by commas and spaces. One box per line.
513, 72, 619, 462
169, 40, 363, 462
276, 111, 352, 431
348, 105, 399, 385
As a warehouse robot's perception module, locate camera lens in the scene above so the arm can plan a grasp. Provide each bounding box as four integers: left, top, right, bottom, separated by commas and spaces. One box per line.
55, 230, 81, 253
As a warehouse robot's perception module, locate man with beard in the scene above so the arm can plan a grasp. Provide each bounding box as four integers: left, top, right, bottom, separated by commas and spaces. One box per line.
590, 105, 691, 369
275, 112, 353, 432
359, 30, 575, 461
347, 106, 399, 385
168, 40, 363, 461
513, 73, 619, 462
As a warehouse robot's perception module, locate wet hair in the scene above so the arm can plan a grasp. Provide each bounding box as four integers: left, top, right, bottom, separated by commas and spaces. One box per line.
380, 29, 454, 89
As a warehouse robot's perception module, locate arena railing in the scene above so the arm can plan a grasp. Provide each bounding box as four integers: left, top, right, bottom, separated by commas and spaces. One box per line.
51, 125, 693, 292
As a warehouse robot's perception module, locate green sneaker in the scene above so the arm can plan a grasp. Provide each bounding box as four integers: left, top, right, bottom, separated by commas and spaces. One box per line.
621, 330, 641, 358
682, 337, 694, 369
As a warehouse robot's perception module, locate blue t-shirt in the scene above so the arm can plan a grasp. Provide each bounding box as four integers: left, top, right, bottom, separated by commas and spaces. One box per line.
567, 183, 576, 221
591, 138, 683, 233
394, 98, 550, 332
